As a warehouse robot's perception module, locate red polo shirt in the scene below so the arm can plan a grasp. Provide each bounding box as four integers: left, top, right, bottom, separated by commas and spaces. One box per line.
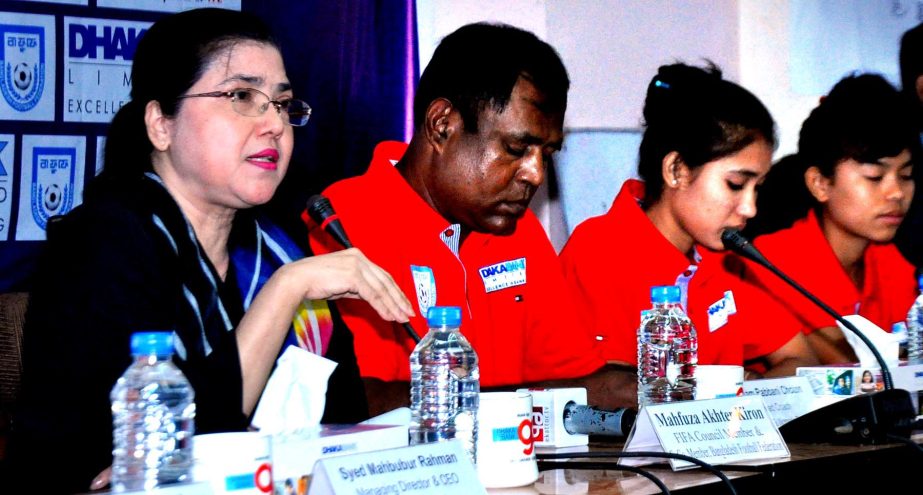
305, 141, 605, 386
560, 179, 801, 368
745, 211, 917, 334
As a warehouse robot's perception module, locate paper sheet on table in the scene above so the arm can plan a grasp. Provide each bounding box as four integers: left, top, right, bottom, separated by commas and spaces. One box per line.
838, 314, 900, 369
361, 407, 411, 426
251, 345, 336, 433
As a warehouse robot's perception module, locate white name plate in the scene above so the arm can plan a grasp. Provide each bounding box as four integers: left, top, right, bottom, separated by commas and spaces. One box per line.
78, 481, 212, 495
743, 376, 815, 427
623, 396, 789, 470
308, 440, 486, 495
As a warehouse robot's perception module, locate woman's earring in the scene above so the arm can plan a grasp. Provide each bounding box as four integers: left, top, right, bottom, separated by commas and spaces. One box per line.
671, 178, 678, 186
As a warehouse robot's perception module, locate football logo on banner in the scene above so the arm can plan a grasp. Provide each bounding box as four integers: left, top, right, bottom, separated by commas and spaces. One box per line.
30, 147, 76, 229
16, 135, 86, 241
0, 24, 45, 112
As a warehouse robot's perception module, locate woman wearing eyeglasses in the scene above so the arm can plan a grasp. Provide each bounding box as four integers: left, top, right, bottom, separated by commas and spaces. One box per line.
11, 9, 413, 493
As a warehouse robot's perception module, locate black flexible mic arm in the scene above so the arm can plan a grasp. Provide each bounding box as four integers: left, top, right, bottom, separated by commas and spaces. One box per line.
306, 195, 422, 344
721, 228, 893, 390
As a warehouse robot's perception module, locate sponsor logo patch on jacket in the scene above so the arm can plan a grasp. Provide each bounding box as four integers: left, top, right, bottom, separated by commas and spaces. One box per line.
707, 290, 737, 332
479, 257, 526, 293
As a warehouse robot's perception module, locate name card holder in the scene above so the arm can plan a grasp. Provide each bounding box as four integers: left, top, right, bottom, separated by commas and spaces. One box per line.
309, 440, 485, 495
743, 376, 816, 427
622, 396, 789, 470
79, 481, 212, 495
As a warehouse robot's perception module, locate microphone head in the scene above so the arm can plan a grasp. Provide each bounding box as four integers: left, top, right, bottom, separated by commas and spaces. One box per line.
720, 227, 771, 267
306, 194, 334, 224
306, 194, 354, 249
720, 228, 750, 253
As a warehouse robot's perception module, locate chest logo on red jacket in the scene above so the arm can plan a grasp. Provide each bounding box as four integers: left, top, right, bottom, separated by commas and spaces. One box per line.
479, 257, 526, 293
707, 290, 737, 332
410, 265, 436, 314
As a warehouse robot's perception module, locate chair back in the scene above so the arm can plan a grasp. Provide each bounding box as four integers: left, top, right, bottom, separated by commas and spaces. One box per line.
0, 292, 28, 460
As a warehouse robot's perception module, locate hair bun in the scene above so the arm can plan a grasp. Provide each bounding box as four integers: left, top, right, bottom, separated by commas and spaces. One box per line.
636, 61, 775, 206
643, 62, 722, 127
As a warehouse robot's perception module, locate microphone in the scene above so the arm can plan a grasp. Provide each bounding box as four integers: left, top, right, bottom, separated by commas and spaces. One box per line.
562, 402, 636, 438
720, 228, 893, 389
524, 387, 637, 447
306, 195, 421, 344
306, 194, 353, 249
721, 229, 916, 445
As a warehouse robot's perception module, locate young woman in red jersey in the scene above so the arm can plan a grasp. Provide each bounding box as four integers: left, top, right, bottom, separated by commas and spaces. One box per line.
743, 74, 918, 364
561, 63, 817, 379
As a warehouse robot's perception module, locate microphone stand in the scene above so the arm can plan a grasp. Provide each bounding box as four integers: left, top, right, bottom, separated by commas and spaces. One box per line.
721, 229, 915, 444
721, 229, 893, 388
307, 195, 422, 344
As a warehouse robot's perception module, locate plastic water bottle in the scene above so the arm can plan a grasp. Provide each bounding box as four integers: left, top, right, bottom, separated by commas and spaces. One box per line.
637, 286, 697, 408
907, 274, 923, 361
409, 306, 479, 464
111, 332, 196, 492
892, 322, 908, 360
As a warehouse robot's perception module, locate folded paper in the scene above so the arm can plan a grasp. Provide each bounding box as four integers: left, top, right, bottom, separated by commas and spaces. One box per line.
838, 314, 900, 369
251, 345, 336, 433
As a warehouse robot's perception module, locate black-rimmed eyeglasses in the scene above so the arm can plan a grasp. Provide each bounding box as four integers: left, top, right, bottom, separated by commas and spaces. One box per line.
176, 87, 312, 127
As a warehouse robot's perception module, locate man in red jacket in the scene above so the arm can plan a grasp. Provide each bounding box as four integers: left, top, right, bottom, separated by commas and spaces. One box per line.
306, 22, 635, 415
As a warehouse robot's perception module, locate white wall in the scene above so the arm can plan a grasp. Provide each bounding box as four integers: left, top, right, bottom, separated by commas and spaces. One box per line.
546, 0, 739, 130
739, 0, 914, 157
416, 0, 548, 66
415, 0, 743, 249
737, 0, 815, 157
418, 0, 740, 131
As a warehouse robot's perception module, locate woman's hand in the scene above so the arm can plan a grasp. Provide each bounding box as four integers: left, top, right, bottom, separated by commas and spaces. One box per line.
282, 248, 414, 323
237, 247, 414, 414
90, 466, 111, 491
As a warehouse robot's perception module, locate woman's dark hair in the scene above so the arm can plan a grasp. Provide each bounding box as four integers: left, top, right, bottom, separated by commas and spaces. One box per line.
900, 22, 923, 126
742, 153, 814, 238
414, 22, 569, 133
90, 8, 277, 196
800, 74, 917, 177
747, 74, 919, 237
637, 62, 775, 206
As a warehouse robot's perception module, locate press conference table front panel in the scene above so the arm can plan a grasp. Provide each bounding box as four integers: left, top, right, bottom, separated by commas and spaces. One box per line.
491, 433, 923, 494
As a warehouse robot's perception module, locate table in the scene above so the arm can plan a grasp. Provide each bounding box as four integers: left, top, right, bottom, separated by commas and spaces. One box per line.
487, 434, 923, 494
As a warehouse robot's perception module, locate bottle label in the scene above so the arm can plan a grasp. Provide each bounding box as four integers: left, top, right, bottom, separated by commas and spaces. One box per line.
666, 362, 681, 386
707, 290, 737, 332
478, 257, 526, 293
410, 265, 437, 315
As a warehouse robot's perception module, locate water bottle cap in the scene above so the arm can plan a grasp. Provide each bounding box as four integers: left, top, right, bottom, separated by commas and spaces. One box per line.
650, 285, 681, 303
917, 273, 923, 290
426, 306, 462, 327
130, 331, 174, 357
